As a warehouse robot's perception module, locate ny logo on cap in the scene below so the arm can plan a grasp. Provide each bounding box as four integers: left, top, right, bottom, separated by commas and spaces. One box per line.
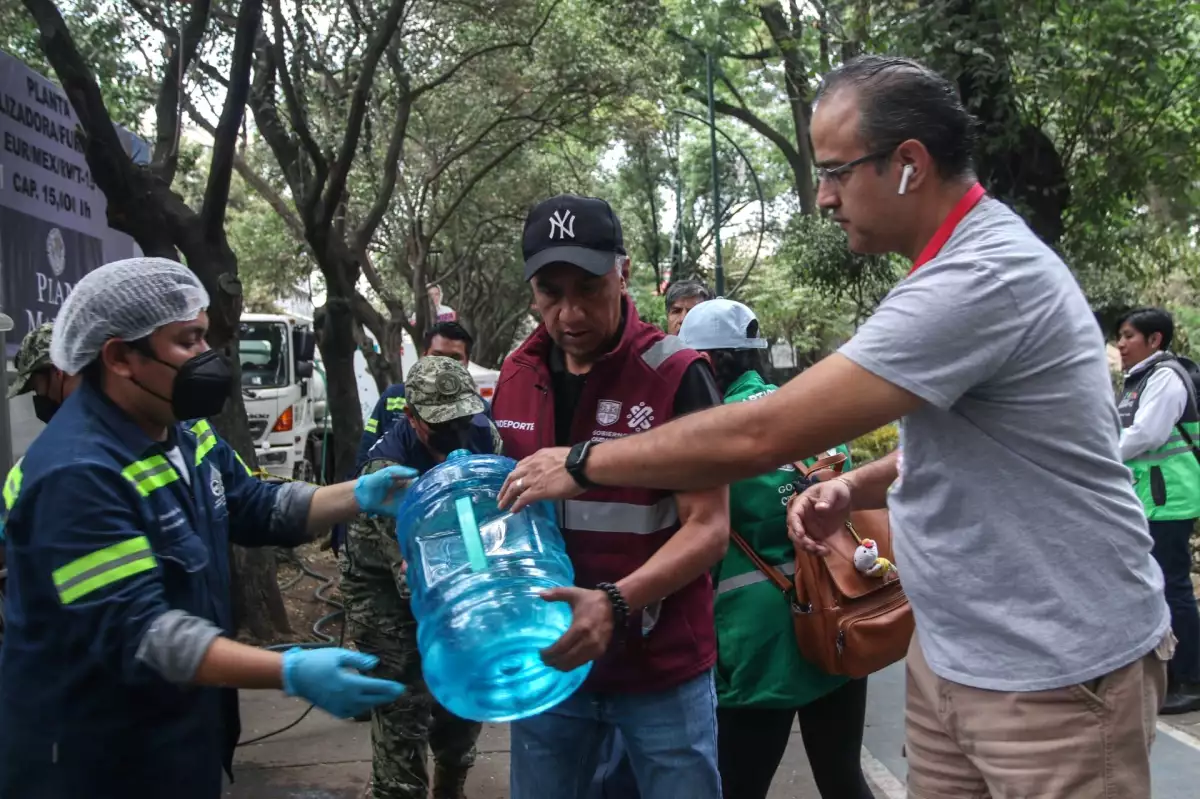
549, 209, 575, 240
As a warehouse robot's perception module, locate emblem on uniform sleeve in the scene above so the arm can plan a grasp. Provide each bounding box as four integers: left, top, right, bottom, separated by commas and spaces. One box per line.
210, 470, 226, 509
626, 402, 655, 431
596, 399, 622, 426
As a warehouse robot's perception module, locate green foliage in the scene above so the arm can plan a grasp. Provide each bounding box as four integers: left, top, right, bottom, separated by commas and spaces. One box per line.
776, 215, 904, 326
1, 0, 155, 129
850, 424, 899, 466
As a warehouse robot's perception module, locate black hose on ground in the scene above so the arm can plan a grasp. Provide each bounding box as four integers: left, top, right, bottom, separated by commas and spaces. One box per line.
236, 551, 347, 746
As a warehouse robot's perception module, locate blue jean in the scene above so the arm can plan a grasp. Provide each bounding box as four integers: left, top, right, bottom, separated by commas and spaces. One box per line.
510, 670, 720, 799
1150, 519, 1200, 684
588, 730, 640, 799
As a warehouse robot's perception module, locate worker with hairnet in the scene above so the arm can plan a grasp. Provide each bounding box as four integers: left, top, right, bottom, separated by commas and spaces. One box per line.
0, 258, 415, 799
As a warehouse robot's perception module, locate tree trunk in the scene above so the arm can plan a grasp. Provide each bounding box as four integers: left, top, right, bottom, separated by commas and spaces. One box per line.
317, 294, 365, 481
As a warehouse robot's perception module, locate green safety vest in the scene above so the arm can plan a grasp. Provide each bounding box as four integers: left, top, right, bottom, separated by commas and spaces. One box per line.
1119, 356, 1200, 521
712, 370, 849, 709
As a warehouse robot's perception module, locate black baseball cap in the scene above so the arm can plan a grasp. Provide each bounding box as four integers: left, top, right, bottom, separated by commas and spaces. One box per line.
522, 194, 626, 280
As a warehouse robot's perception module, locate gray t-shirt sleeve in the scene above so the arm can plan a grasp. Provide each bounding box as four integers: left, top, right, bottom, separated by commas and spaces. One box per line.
839, 262, 1024, 410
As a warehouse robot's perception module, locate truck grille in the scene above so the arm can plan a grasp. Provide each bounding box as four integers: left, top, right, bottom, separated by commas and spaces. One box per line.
248, 419, 269, 440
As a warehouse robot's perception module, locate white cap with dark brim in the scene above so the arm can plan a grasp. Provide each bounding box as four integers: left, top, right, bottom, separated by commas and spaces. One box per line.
678, 298, 769, 351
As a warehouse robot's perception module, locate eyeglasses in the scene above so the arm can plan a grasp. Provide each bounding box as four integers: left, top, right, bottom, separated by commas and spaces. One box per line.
815, 149, 894, 184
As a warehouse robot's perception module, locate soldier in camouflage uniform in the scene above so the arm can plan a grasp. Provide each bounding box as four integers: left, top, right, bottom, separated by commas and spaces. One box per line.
2, 323, 81, 552
341, 357, 502, 799
8, 322, 81, 423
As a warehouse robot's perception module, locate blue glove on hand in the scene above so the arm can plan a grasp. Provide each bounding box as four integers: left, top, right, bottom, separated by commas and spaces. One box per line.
281, 647, 406, 718
354, 465, 419, 516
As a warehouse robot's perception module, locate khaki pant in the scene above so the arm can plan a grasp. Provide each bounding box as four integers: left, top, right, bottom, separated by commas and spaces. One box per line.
906, 633, 1170, 799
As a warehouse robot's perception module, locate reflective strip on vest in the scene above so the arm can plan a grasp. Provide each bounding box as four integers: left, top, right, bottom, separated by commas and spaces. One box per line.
233, 451, 253, 476
386, 397, 406, 411
191, 420, 218, 464
3, 459, 23, 509
1132, 444, 1195, 462
364, 418, 379, 433
562, 497, 678, 534
641, 336, 686, 370
716, 561, 796, 595
121, 455, 181, 497
53, 535, 157, 604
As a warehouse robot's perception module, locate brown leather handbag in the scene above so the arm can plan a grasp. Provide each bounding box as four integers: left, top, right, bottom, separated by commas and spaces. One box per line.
730, 453, 914, 678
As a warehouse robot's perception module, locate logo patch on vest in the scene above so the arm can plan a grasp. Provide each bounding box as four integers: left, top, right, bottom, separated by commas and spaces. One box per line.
596, 400, 622, 426
626, 402, 655, 431
210, 469, 226, 510
495, 419, 536, 432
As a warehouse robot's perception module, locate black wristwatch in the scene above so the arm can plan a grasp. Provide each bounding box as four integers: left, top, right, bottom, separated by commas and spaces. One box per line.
565, 440, 599, 490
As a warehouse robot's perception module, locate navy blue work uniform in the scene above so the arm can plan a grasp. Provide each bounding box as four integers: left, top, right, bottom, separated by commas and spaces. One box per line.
355, 384, 494, 473
356, 384, 408, 471
0, 380, 311, 799
364, 412, 501, 474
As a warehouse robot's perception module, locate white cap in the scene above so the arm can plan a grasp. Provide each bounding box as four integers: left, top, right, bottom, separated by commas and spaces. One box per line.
678, 298, 768, 351
51, 257, 210, 374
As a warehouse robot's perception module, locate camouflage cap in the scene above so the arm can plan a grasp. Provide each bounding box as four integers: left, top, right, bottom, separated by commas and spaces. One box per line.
8, 323, 55, 398
406, 356, 485, 425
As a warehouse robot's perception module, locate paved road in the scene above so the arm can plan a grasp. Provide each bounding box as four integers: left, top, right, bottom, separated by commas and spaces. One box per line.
228, 665, 1200, 798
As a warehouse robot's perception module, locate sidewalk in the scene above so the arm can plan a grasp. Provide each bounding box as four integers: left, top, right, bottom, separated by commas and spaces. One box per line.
226, 688, 1200, 799
225, 691, 823, 798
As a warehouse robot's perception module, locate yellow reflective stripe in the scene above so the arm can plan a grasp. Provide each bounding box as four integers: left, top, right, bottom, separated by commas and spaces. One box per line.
121, 455, 180, 497
385, 397, 406, 411
53, 535, 157, 605
233, 451, 253, 476
364, 418, 378, 433
3, 459, 23, 509
190, 420, 218, 464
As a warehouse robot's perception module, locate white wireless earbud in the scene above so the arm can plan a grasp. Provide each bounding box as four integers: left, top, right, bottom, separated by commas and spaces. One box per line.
898, 165, 914, 196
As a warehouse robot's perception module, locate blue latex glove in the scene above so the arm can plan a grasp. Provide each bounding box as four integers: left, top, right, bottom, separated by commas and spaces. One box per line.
281, 647, 406, 718
354, 465, 419, 516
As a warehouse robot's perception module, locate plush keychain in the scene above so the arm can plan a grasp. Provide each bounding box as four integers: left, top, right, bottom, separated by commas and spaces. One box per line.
852, 538, 897, 578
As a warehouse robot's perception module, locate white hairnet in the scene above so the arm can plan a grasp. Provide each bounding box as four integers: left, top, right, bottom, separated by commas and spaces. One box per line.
50, 257, 210, 374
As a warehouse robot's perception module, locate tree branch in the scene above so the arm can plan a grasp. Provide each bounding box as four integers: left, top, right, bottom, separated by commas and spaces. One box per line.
353, 60, 411, 251
20, 0, 177, 251
427, 126, 546, 241
202, 0, 264, 238
319, 0, 407, 231
409, 0, 562, 100
150, 0, 213, 184
268, 0, 327, 203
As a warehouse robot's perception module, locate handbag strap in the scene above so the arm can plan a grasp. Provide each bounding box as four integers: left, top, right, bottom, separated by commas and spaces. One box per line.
729, 529, 793, 593
797, 452, 847, 479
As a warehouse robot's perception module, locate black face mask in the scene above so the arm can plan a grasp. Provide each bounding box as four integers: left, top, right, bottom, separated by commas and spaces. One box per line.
32, 393, 59, 424
426, 421, 474, 458
133, 347, 233, 421
32, 368, 66, 424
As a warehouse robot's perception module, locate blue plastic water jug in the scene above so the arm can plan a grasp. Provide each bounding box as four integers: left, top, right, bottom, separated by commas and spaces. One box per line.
395, 450, 590, 722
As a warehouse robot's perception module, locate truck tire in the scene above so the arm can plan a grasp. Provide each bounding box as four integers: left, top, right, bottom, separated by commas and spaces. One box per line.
293, 443, 318, 483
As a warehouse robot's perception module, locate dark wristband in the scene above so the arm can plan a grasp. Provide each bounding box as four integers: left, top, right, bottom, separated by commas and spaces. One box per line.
596, 581, 630, 627
566, 440, 599, 490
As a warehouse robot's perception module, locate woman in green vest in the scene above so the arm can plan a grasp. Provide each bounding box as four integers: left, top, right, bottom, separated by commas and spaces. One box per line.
1115, 307, 1200, 715
679, 299, 873, 799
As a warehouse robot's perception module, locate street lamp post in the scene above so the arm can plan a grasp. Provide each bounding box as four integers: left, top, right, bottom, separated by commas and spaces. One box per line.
670, 109, 766, 299
705, 52, 724, 295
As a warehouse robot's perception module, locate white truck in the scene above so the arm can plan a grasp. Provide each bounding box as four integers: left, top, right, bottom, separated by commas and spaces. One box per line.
239, 313, 499, 481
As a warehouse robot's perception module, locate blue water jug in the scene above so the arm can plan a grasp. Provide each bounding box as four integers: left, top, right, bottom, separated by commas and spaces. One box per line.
395, 450, 590, 722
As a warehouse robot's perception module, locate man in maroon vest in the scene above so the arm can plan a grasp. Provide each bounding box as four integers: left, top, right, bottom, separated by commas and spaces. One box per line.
492, 194, 729, 799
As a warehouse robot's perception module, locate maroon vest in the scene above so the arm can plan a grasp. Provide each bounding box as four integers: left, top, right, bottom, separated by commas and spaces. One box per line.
492, 299, 717, 693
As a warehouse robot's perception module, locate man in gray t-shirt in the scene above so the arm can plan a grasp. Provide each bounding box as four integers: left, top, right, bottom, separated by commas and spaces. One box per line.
839, 192, 1168, 693
498, 56, 1171, 799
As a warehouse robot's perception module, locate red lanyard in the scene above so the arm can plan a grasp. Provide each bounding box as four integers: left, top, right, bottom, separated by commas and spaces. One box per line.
908, 182, 986, 275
